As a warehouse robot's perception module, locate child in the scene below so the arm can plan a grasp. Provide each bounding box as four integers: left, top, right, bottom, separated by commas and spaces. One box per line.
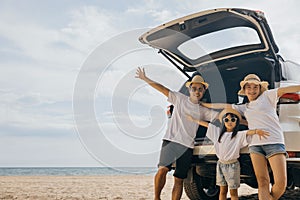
187, 108, 269, 200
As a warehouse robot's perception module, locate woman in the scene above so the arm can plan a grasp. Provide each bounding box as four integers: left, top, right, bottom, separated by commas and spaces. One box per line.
202, 74, 300, 200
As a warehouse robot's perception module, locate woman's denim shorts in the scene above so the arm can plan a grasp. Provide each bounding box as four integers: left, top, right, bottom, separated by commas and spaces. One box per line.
249, 143, 287, 159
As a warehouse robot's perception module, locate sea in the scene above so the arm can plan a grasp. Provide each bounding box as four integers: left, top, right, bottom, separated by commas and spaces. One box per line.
0, 167, 157, 176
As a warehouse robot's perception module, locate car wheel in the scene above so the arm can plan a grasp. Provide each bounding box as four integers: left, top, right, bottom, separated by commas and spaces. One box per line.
286, 169, 295, 190
244, 179, 258, 188
184, 167, 219, 200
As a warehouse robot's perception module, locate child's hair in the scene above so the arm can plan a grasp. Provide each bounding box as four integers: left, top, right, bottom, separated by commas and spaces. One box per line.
218, 113, 240, 143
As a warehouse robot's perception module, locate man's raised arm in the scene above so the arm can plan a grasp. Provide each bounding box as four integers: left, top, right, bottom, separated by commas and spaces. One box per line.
135, 67, 170, 97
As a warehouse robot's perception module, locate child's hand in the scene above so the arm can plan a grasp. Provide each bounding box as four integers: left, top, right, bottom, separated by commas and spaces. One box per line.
256, 129, 270, 140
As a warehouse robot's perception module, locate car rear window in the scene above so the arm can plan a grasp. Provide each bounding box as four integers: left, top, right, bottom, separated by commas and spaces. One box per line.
178, 27, 261, 60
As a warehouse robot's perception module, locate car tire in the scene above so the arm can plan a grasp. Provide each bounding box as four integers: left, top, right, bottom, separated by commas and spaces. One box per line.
286, 169, 295, 190
184, 167, 219, 200
244, 179, 258, 188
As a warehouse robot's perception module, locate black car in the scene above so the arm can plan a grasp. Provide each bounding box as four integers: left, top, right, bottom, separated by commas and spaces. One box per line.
139, 8, 300, 199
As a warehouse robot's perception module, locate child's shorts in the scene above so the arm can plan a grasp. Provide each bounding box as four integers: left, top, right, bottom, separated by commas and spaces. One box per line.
216, 160, 240, 189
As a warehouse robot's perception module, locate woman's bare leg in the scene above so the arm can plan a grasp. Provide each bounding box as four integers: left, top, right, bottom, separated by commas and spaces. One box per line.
268, 153, 287, 200
250, 153, 272, 200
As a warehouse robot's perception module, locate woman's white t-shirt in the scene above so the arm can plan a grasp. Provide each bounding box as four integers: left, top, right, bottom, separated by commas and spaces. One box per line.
164, 91, 218, 148
232, 89, 284, 146
206, 123, 249, 162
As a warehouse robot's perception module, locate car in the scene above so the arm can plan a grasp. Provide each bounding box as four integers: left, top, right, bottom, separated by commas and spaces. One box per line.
139, 8, 300, 199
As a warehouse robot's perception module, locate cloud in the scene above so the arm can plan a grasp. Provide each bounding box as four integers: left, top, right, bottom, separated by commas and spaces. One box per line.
61, 6, 119, 52
0, 133, 99, 167
0, 90, 74, 132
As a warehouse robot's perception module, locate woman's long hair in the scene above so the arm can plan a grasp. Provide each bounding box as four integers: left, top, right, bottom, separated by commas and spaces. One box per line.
218, 113, 240, 143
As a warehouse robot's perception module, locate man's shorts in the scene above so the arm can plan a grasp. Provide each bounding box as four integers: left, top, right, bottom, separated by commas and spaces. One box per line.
216, 160, 240, 189
158, 140, 193, 179
249, 143, 287, 159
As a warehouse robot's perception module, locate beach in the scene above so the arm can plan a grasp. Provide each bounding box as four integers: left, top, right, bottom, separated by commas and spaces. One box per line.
0, 175, 299, 200
0, 175, 256, 200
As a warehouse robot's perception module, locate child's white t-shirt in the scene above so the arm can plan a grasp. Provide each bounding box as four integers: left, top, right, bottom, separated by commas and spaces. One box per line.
206, 123, 249, 162
232, 89, 284, 146
164, 91, 218, 148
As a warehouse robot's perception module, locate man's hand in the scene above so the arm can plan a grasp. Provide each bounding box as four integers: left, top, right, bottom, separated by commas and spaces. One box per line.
135, 67, 146, 80
134, 67, 170, 97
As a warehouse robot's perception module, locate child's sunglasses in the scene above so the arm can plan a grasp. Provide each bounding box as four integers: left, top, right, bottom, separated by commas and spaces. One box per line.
223, 117, 237, 123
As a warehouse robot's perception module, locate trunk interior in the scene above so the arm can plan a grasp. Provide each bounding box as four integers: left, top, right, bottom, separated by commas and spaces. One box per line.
178, 54, 277, 139
196, 55, 276, 104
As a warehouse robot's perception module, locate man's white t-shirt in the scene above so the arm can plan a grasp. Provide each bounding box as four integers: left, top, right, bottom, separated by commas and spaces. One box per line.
232, 89, 284, 146
163, 91, 218, 148
206, 123, 249, 162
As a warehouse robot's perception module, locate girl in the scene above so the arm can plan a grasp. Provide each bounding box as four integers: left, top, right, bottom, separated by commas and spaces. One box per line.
202, 74, 300, 200
187, 108, 269, 200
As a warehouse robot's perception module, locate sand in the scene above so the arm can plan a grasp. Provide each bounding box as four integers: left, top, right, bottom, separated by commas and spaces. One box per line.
0, 175, 298, 200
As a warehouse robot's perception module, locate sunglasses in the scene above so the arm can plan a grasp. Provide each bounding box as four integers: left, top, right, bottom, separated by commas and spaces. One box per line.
223, 117, 237, 123
190, 87, 204, 92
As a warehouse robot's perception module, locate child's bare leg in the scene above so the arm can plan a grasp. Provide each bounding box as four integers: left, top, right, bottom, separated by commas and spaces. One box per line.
229, 188, 238, 200
219, 186, 228, 200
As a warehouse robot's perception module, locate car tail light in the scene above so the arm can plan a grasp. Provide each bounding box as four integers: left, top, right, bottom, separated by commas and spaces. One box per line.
279, 93, 300, 104
287, 151, 300, 158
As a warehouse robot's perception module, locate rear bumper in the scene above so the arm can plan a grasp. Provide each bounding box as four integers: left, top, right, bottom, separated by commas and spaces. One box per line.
287, 158, 300, 186
193, 145, 249, 155
287, 158, 300, 168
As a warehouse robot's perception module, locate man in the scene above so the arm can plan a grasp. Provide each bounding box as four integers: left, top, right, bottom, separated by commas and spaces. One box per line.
135, 67, 217, 200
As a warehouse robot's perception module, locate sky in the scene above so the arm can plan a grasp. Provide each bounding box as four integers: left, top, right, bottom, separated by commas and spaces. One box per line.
0, 0, 300, 168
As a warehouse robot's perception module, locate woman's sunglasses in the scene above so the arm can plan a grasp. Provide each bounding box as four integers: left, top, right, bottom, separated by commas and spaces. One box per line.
223, 117, 237, 123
